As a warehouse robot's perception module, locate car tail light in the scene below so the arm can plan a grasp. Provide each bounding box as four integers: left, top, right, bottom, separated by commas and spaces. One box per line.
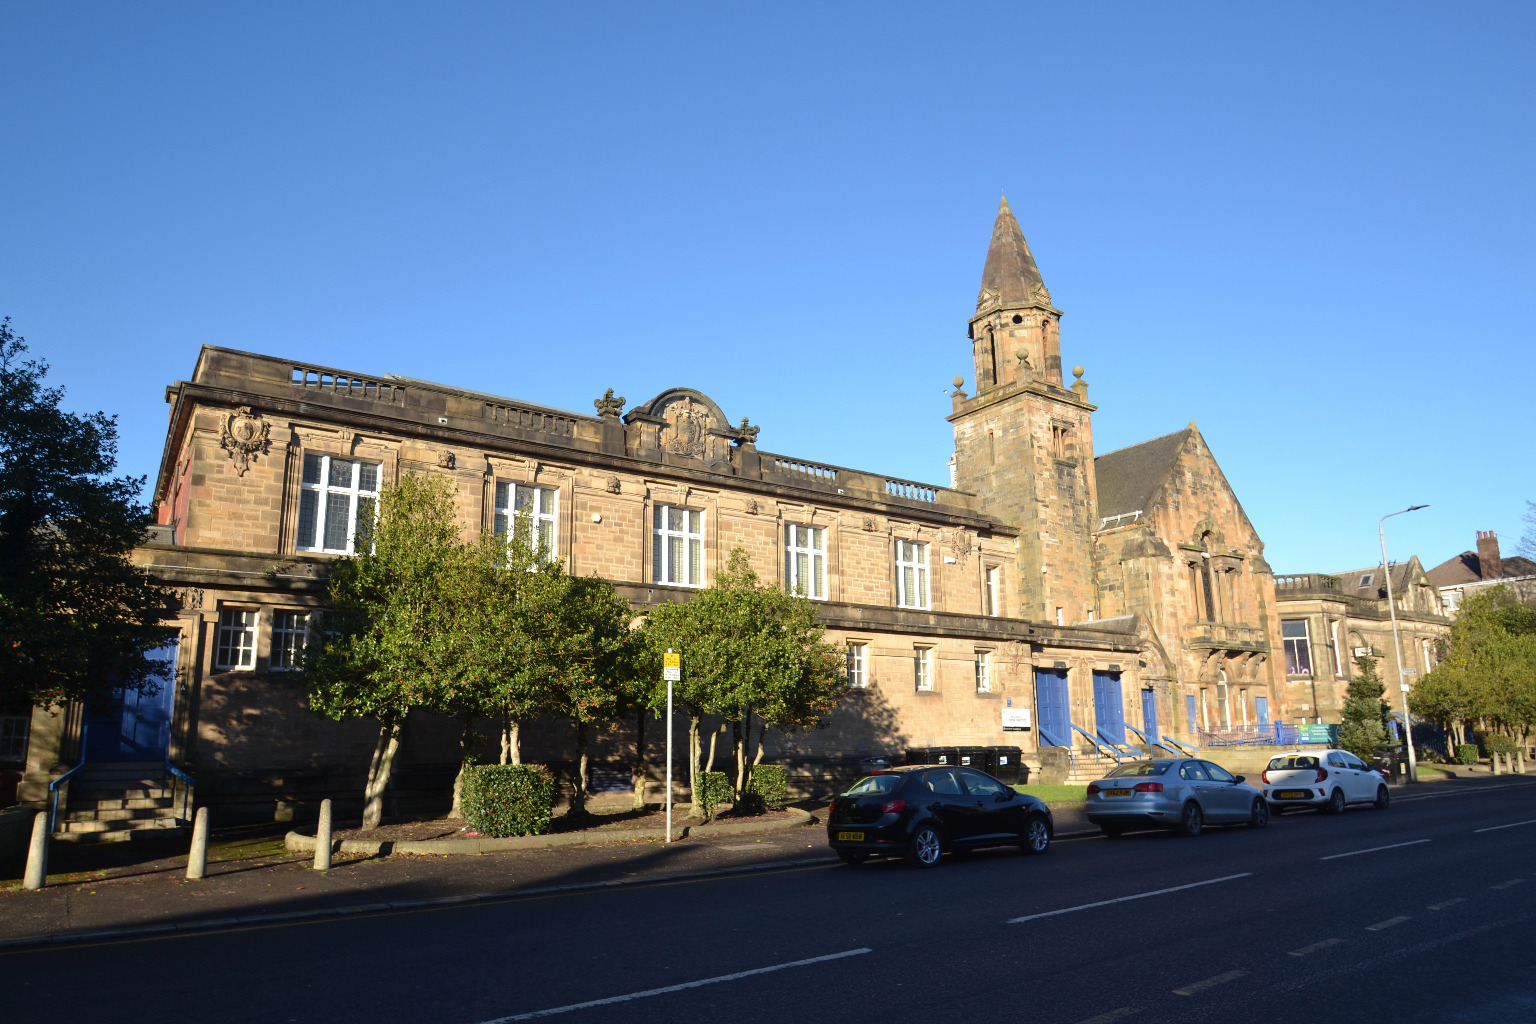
1133, 782, 1163, 793
1087, 783, 1101, 795
1314, 768, 1328, 783
879, 799, 905, 814
1261, 770, 1270, 784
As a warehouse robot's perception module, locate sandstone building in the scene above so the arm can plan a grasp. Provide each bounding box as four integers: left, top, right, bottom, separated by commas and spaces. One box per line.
17, 199, 1292, 824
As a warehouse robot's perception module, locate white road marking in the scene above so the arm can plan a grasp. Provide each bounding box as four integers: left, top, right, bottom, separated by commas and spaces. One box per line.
1006, 873, 1252, 924
1319, 838, 1431, 861
1074, 1008, 1141, 1023
1490, 879, 1526, 890
1172, 970, 1247, 996
1475, 819, 1536, 833
1427, 898, 1466, 910
473, 948, 872, 1022
1365, 916, 1411, 931
1288, 938, 1343, 956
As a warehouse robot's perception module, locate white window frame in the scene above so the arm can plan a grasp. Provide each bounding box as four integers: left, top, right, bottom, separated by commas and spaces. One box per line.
847, 642, 867, 688
896, 540, 929, 609
270, 610, 310, 672
215, 607, 258, 671
983, 565, 1000, 617
496, 482, 559, 564
1282, 619, 1313, 675
785, 524, 826, 600
914, 646, 934, 691
974, 649, 991, 693
297, 453, 381, 555
654, 505, 704, 587
1330, 619, 1344, 675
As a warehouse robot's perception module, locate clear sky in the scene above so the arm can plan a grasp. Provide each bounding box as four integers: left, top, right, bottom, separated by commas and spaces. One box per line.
2, 2, 1532, 574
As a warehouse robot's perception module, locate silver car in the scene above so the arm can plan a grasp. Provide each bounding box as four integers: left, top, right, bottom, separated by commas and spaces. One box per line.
1086, 757, 1270, 837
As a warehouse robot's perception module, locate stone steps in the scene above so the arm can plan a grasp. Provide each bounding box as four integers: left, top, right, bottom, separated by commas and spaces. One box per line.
53, 761, 188, 842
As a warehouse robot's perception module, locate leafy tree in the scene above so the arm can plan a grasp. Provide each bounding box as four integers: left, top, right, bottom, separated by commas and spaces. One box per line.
1413, 586, 1536, 753
303, 472, 471, 829
0, 318, 179, 712
1407, 664, 1484, 749
1337, 654, 1388, 760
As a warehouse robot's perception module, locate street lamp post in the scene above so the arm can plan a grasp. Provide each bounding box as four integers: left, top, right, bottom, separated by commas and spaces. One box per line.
1380, 504, 1428, 784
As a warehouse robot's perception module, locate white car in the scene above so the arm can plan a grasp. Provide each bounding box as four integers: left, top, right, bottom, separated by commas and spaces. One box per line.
1260, 749, 1391, 814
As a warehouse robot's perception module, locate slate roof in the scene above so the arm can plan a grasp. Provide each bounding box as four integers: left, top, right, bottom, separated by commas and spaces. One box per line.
1333, 562, 1419, 598
1093, 428, 1192, 523
1427, 551, 1536, 587
977, 195, 1049, 309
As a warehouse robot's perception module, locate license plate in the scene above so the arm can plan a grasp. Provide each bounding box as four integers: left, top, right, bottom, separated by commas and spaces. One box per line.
837, 831, 865, 842
1104, 788, 1133, 797
1277, 790, 1310, 799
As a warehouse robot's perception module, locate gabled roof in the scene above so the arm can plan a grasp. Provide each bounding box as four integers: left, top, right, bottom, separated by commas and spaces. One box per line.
1427, 550, 1536, 587
1093, 428, 1191, 523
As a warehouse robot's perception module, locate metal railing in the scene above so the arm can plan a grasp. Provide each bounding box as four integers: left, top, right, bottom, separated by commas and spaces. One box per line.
1036, 726, 1076, 777
1072, 723, 1123, 765
47, 721, 87, 834
163, 760, 195, 823
1124, 723, 1183, 758
1159, 734, 1199, 757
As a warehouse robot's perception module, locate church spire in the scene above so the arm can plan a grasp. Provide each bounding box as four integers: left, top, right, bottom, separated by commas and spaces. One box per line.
976, 195, 1052, 313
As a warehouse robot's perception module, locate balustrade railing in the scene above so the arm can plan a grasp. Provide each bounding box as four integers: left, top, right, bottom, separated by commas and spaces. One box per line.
291, 366, 405, 404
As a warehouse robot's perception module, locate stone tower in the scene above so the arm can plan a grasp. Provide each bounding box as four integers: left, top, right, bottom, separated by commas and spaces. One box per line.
949, 197, 1100, 623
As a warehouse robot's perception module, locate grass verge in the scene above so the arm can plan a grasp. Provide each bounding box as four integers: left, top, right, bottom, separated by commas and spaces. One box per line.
1013, 784, 1089, 803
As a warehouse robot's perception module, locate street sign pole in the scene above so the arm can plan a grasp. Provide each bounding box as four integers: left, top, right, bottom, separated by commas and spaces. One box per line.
664, 650, 680, 844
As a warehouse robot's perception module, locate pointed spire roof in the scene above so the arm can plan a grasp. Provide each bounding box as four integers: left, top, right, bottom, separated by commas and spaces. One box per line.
976, 195, 1052, 313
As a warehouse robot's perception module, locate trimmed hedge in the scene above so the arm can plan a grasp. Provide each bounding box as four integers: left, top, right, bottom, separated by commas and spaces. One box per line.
1455, 744, 1480, 765
747, 764, 788, 812
696, 771, 732, 818
461, 764, 556, 837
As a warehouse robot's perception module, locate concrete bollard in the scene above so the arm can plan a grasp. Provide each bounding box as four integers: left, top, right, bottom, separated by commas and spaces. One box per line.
186, 806, 209, 880
23, 812, 49, 890
1491, 752, 1502, 776
314, 798, 332, 871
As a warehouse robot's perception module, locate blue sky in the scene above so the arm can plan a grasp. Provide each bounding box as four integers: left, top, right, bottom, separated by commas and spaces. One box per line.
2, 2, 1532, 573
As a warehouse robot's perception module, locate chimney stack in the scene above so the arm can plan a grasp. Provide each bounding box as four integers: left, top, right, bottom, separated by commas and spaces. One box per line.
1476, 530, 1502, 580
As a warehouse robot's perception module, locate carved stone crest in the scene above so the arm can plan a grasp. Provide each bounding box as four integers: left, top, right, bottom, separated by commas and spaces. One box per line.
219, 407, 270, 476
744, 498, 760, 515
177, 587, 203, 611
735, 418, 760, 446
861, 516, 876, 532
605, 475, 622, 494
594, 389, 626, 418
660, 397, 709, 459
437, 450, 456, 469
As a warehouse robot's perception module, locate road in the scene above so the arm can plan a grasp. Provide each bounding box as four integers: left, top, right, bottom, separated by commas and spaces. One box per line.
3, 780, 1533, 1024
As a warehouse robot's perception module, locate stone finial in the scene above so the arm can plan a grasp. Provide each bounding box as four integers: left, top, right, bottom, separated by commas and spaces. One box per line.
951, 376, 968, 412
1071, 366, 1089, 403
1072, 366, 1084, 380
594, 388, 625, 418
952, 376, 965, 389
735, 417, 760, 446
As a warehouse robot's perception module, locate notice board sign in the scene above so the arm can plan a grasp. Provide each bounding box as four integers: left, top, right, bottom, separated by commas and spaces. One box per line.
1002, 708, 1032, 731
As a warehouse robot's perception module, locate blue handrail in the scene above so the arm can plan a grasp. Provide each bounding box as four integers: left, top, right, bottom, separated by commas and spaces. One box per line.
1072, 723, 1122, 764
1125, 723, 1182, 757
1037, 726, 1067, 748
164, 760, 195, 823
47, 720, 88, 835
1160, 734, 1198, 756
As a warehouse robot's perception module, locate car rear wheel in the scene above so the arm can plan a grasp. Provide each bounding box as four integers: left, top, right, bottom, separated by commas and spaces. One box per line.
1374, 785, 1390, 810
837, 850, 870, 866
905, 825, 943, 868
1021, 815, 1051, 855
1248, 797, 1269, 828
1178, 801, 1204, 837
1326, 788, 1346, 814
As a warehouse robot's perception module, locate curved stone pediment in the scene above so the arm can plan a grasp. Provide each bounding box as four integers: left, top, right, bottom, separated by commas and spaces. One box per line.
624, 387, 747, 462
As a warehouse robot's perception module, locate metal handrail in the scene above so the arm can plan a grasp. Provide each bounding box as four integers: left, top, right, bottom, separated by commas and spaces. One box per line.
1097, 728, 1140, 757
1072, 723, 1122, 764
163, 760, 195, 822
1160, 734, 1199, 757
47, 720, 88, 834
1036, 726, 1075, 776
1124, 723, 1182, 758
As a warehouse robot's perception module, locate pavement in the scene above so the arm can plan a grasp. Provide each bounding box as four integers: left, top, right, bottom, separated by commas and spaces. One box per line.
0, 776, 1532, 1024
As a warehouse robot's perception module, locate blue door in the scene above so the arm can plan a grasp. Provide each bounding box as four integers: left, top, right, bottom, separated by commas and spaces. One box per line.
1142, 689, 1159, 741
85, 645, 177, 762
1185, 694, 1198, 735
1034, 669, 1070, 747
1255, 696, 1270, 729
1092, 672, 1126, 745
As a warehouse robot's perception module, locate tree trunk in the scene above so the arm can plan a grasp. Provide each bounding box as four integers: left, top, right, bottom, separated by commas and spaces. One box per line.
362, 718, 403, 830
733, 715, 747, 798
688, 714, 700, 816
499, 716, 522, 765
570, 721, 590, 816
632, 710, 647, 810
705, 722, 721, 773
450, 714, 474, 819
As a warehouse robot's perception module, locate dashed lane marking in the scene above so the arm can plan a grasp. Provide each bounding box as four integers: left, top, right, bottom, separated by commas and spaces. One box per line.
472, 948, 873, 1022
1172, 970, 1247, 996
1428, 898, 1467, 910
1288, 938, 1343, 956
1365, 916, 1411, 931
1074, 1008, 1142, 1023
1473, 818, 1536, 833
1006, 873, 1252, 924
1491, 879, 1526, 890
1319, 838, 1431, 861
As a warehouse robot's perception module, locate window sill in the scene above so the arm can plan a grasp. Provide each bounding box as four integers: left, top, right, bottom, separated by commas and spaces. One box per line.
913, 688, 940, 697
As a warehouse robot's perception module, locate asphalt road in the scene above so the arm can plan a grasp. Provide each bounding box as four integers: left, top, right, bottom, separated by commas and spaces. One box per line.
4, 780, 1533, 1024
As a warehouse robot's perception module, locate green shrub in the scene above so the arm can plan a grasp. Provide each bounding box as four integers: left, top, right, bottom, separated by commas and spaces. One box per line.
1487, 735, 1518, 755
461, 764, 556, 837
695, 771, 732, 818
746, 764, 788, 812
1455, 744, 1480, 765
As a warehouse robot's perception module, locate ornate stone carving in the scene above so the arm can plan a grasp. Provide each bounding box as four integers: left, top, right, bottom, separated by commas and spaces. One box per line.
594, 388, 626, 418
1031, 282, 1053, 307
949, 531, 972, 567
735, 418, 760, 446
659, 396, 710, 458
219, 407, 270, 477
744, 498, 760, 515
437, 450, 456, 469
861, 516, 876, 532
177, 587, 203, 611
605, 475, 622, 494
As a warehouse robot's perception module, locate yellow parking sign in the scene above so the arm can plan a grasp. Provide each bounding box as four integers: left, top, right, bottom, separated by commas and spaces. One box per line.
663, 651, 680, 681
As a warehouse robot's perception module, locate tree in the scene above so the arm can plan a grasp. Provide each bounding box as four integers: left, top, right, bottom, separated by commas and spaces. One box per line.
1519, 500, 1536, 560
1413, 586, 1536, 753
1337, 654, 1388, 760
303, 472, 471, 829
0, 318, 179, 712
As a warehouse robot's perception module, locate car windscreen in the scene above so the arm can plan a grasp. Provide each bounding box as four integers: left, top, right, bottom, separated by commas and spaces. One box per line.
1106, 761, 1172, 777
1267, 755, 1320, 770
841, 773, 903, 797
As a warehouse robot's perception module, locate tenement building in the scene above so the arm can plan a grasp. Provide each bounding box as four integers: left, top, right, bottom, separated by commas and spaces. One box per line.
18, 199, 1291, 821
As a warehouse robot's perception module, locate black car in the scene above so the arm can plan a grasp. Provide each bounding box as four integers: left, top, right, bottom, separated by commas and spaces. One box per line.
826, 765, 1053, 868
